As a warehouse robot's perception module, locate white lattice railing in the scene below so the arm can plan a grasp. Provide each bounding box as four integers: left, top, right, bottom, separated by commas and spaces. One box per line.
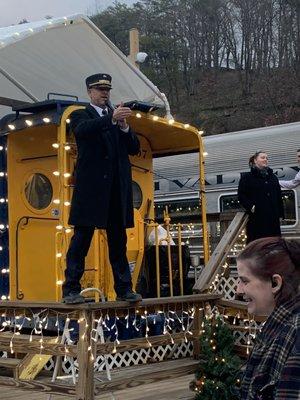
43, 341, 193, 374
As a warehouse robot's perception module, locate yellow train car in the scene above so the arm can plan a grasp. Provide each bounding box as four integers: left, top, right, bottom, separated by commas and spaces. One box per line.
0, 99, 208, 302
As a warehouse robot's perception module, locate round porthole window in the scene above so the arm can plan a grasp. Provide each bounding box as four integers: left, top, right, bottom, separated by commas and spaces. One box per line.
132, 181, 143, 209
24, 173, 53, 210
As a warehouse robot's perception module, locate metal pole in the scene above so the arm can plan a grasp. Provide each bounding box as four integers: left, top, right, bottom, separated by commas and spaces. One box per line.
198, 132, 210, 265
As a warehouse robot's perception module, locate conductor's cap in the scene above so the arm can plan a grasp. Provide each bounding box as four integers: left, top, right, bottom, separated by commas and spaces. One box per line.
86, 73, 112, 89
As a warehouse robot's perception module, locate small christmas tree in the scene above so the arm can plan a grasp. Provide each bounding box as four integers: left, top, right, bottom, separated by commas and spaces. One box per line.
190, 311, 241, 400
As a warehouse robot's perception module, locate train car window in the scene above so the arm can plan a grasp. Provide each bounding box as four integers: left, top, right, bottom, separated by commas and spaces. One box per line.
281, 190, 297, 226
132, 181, 143, 209
24, 173, 53, 210
155, 198, 200, 221
220, 191, 296, 226
220, 195, 242, 212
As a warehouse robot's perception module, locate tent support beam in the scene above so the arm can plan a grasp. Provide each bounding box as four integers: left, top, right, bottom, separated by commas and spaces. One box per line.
0, 66, 39, 102
0, 96, 31, 107
85, 18, 168, 111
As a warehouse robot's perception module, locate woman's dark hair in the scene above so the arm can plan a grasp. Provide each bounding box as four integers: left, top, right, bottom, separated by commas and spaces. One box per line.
237, 237, 300, 305
248, 150, 266, 167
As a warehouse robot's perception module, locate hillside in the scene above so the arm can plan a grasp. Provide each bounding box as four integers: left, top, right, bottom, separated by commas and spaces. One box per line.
91, 0, 300, 135
167, 68, 300, 134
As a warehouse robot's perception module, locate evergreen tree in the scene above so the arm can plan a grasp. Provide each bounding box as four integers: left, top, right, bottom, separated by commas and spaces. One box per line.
190, 314, 241, 400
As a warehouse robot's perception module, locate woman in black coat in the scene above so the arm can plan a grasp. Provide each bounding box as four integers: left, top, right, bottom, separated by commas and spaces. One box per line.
238, 151, 284, 243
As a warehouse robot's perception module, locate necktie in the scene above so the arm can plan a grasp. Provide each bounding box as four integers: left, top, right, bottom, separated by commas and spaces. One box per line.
102, 109, 107, 116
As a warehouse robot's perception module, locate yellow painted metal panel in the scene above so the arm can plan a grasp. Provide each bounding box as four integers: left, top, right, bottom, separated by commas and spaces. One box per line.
6, 104, 209, 302
7, 125, 59, 301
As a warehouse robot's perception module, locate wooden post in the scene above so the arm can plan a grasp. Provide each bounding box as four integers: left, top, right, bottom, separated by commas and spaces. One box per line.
76, 309, 95, 400
129, 28, 139, 68
192, 306, 203, 359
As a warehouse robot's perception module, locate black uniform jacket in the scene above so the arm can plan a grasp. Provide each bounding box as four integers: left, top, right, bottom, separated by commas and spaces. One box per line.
238, 167, 284, 243
68, 105, 140, 228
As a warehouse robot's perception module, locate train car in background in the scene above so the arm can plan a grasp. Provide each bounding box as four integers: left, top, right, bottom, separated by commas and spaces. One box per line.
154, 122, 300, 259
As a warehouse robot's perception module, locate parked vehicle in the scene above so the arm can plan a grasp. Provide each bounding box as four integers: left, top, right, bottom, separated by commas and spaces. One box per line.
154, 122, 300, 260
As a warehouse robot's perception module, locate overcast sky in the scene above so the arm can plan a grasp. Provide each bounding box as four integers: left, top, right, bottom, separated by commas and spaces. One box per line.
0, 0, 135, 27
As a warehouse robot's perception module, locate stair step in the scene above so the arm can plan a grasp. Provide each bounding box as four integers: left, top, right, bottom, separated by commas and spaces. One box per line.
0, 357, 21, 369
94, 358, 199, 394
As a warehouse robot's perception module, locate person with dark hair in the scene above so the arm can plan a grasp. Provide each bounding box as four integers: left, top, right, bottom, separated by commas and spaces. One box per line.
238, 151, 284, 243
62, 73, 142, 304
237, 236, 300, 400
279, 149, 300, 189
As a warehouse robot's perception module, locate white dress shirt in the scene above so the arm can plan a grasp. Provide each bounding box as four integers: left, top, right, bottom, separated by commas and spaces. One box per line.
90, 103, 108, 117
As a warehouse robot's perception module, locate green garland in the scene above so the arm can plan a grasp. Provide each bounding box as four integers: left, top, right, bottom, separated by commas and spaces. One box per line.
190, 314, 241, 400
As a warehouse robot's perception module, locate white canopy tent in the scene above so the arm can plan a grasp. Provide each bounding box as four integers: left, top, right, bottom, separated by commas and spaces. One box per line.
0, 15, 166, 118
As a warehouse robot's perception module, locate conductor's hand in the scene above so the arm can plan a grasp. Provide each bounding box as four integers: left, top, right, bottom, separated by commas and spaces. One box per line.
112, 102, 132, 129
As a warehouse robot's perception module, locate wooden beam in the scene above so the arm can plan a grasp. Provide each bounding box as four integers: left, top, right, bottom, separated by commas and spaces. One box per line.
0, 375, 76, 396
192, 307, 203, 359
76, 310, 95, 400
193, 212, 248, 293
96, 330, 197, 354
129, 28, 139, 68
0, 293, 221, 311
0, 334, 77, 357
0, 357, 20, 379
94, 358, 199, 394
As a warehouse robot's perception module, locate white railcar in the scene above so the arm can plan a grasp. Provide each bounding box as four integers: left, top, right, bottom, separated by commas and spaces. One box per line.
154, 122, 300, 249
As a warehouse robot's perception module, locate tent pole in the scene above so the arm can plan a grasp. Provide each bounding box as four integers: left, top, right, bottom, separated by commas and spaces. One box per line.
0, 66, 38, 102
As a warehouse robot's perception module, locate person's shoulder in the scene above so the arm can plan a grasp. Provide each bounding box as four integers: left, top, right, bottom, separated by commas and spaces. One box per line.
70, 106, 90, 117
285, 313, 300, 352
277, 302, 300, 337
69, 107, 93, 126
267, 167, 278, 178
241, 171, 251, 176
240, 171, 251, 179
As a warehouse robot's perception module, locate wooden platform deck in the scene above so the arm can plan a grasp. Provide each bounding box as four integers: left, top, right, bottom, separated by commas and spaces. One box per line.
0, 358, 197, 400
1, 374, 194, 399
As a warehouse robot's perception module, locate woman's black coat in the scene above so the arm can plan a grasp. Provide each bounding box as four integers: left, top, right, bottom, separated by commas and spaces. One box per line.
238, 167, 284, 243
68, 105, 140, 228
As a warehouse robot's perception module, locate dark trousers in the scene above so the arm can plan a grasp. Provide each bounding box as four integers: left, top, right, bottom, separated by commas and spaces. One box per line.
62, 196, 132, 297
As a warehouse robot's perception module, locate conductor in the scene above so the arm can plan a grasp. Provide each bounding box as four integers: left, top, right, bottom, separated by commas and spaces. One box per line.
62, 73, 142, 304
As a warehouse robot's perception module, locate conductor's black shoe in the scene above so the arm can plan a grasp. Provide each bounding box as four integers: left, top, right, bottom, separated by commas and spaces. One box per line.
116, 290, 142, 302
62, 292, 85, 304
